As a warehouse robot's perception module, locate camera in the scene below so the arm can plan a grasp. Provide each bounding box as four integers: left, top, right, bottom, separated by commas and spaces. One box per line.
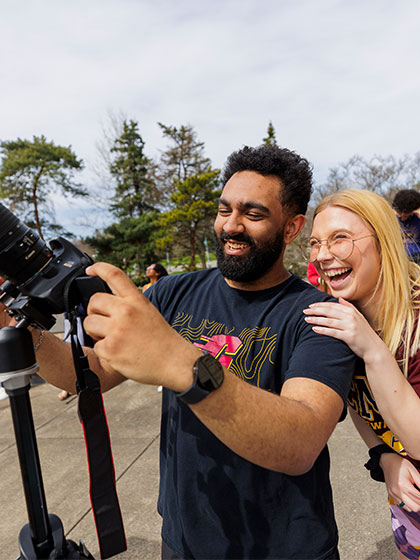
0, 202, 109, 330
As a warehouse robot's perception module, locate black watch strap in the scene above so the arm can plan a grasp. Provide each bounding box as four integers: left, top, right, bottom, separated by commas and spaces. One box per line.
176, 353, 224, 405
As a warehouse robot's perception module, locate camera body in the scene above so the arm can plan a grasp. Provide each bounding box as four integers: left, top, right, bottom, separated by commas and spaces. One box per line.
0, 203, 110, 330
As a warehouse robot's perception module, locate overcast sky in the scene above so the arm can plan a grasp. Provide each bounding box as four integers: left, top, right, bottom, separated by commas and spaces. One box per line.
1, 0, 420, 236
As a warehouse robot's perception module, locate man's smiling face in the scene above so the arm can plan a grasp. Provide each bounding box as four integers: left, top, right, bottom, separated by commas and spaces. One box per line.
214, 170, 288, 286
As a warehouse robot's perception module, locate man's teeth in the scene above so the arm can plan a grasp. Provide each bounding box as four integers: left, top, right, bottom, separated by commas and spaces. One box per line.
323, 267, 351, 278
227, 241, 248, 249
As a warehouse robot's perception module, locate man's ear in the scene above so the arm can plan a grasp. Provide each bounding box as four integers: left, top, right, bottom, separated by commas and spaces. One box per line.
283, 214, 306, 245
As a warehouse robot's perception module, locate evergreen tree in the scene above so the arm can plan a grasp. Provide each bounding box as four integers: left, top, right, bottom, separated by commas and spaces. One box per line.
86, 119, 162, 279
0, 135, 85, 238
156, 123, 220, 268
109, 120, 156, 218
263, 121, 277, 146
85, 212, 162, 284
158, 170, 221, 270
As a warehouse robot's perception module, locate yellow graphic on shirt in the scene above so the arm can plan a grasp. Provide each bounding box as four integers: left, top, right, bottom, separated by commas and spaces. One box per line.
171, 313, 277, 387
348, 375, 407, 456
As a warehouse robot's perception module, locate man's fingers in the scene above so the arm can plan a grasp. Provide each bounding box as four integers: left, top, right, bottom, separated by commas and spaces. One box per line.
86, 262, 141, 298
87, 291, 117, 316
83, 313, 110, 340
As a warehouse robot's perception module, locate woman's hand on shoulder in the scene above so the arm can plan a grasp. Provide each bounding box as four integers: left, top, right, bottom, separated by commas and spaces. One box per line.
302, 298, 385, 360
381, 453, 420, 513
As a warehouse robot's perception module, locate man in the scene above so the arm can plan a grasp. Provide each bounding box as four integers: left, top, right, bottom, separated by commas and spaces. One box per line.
0, 145, 354, 559
392, 189, 420, 265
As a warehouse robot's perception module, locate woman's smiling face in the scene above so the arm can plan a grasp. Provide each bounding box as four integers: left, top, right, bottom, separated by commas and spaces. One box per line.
311, 206, 381, 312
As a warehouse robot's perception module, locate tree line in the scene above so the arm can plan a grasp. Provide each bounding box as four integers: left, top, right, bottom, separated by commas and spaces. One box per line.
0, 120, 225, 284
1, 119, 420, 282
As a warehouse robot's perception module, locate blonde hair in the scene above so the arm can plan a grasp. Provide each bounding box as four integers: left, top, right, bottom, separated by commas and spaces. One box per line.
314, 189, 420, 375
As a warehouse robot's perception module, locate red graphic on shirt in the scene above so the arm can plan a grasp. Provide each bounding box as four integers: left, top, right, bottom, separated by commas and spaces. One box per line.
194, 335, 243, 369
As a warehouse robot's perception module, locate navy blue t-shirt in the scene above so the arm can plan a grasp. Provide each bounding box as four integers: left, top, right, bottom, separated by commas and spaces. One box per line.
147, 269, 355, 560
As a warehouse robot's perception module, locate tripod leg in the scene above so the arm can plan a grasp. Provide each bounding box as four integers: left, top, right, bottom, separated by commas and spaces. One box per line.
7, 382, 54, 558
1, 327, 94, 559
18, 514, 94, 559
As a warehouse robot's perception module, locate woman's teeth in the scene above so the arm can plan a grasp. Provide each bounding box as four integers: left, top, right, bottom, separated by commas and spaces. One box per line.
323, 267, 351, 278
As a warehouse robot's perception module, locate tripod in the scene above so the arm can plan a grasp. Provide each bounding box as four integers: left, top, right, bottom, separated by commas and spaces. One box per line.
0, 324, 93, 559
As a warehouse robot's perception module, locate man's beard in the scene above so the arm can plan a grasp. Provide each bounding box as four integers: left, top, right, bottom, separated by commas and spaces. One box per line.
214, 228, 285, 283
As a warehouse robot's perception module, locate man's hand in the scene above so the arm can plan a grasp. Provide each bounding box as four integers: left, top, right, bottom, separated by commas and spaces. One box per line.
84, 262, 200, 391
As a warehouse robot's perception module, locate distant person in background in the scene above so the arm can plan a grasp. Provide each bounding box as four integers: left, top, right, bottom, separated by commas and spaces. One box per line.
307, 261, 321, 288
393, 189, 420, 265
141, 263, 168, 293
306, 261, 331, 293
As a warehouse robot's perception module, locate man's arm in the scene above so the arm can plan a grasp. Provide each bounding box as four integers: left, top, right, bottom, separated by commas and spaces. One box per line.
0, 303, 125, 394
191, 373, 343, 475
34, 328, 126, 393
83, 262, 345, 475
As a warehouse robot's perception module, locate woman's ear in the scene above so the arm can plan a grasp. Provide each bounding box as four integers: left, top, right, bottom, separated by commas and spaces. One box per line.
283, 214, 306, 245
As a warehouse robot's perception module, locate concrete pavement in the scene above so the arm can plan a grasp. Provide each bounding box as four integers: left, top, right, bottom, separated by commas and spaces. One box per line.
0, 378, 397, 559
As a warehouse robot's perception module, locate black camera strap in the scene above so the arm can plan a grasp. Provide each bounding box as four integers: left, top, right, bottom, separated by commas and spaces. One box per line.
68, 313, 127, 559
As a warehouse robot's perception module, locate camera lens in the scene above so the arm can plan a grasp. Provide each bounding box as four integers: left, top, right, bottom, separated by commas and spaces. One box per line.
0, 204, 53, 286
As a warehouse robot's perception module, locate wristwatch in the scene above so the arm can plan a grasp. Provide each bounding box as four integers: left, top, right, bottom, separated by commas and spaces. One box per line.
176, 353, 224, 404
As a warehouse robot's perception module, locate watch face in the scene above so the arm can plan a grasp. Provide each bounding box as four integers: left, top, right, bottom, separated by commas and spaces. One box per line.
177, 354, 224, 405
196, 354, 224, 390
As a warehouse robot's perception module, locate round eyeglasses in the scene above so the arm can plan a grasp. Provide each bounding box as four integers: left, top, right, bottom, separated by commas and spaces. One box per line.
301, 233, 374, 262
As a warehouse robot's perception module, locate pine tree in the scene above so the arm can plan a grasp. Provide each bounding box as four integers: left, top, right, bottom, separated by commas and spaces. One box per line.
0, 136, 85, 238
156, 123, 220, 269
263, 121, 277, 146
109, 120, 156, 218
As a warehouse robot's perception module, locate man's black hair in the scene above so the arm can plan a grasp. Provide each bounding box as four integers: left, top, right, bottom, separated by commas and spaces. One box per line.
221, 144, 313, 215
392, 189, 420, 214
154, 263, 168, 278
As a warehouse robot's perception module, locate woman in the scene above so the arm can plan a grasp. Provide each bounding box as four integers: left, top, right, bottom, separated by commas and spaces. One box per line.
302, 189, 420, 560
141, 263, 168, 293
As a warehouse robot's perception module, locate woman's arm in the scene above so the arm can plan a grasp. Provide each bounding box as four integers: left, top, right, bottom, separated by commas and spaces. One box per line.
304, 299, 420, 459
349, 409, 420, 512
348, 407, 383, 448
362, 339, 420, 459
